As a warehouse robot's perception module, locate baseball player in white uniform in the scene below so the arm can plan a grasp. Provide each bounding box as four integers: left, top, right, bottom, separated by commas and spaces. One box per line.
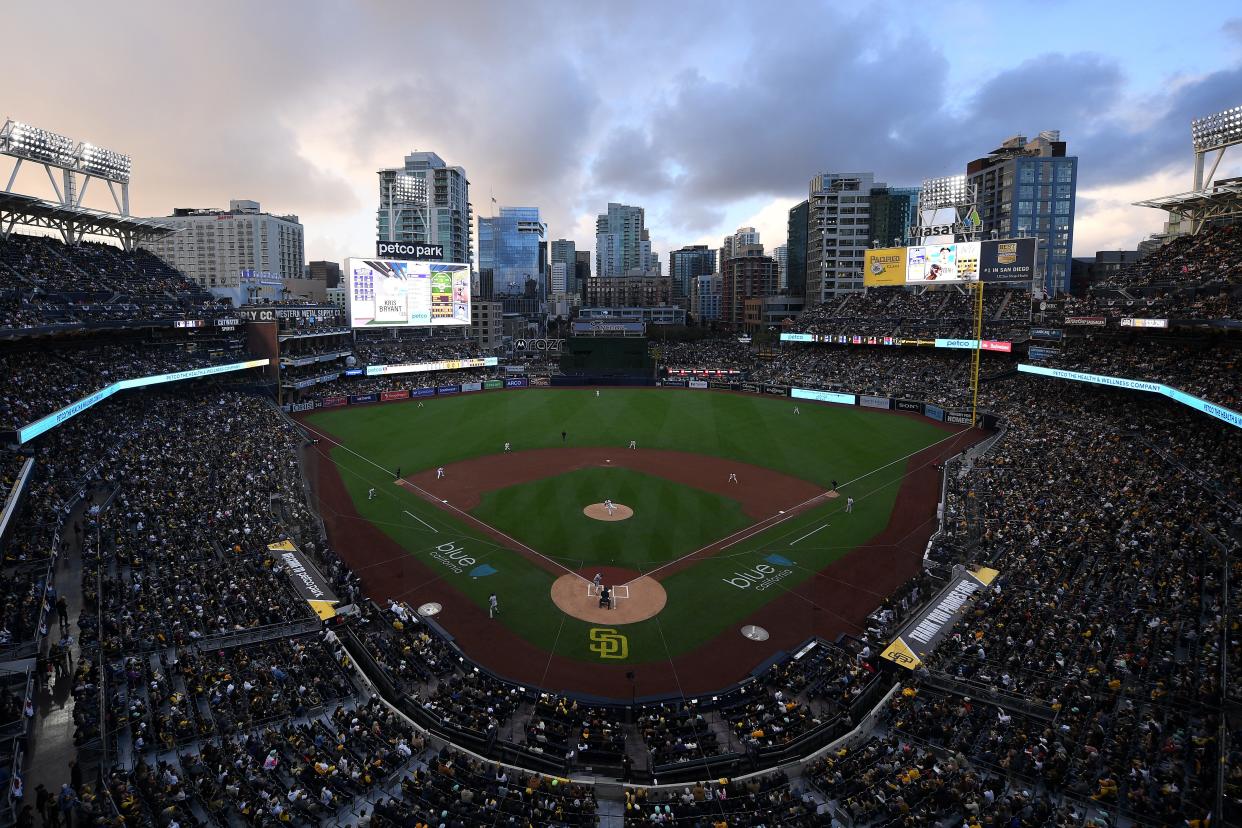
604, 499, 617, 516
436, 467, 445, 479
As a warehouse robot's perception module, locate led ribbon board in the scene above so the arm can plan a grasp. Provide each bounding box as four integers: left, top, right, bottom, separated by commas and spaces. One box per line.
1017, 363, 1242, 429
18, 359, 270, 443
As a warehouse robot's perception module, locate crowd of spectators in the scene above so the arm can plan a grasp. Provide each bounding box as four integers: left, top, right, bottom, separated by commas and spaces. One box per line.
750, 347, 985, 408
352, 335, 481, 366
623, 772, 820, 826
0, 339, 247, 431
0, 234, 225, 329
652, 338, 753, 369
4, 223, 1240, 826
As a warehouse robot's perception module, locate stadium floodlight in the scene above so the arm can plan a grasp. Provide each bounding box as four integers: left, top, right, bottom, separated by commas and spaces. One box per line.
2, 119, 76, 165
78, 142, 132, 183
392, 173, 425, 203
1191, 105, 1242, 152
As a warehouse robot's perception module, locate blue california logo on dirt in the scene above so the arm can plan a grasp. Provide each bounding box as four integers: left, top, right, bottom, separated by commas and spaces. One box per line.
721, 553, 796, 591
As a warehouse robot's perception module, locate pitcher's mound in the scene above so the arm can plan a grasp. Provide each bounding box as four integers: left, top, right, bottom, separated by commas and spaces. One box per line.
551, 572, 666, 624
583, 502, 634, 521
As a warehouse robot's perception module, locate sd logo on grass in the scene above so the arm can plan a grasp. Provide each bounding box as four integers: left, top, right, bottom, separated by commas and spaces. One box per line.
589, 627, 628, 660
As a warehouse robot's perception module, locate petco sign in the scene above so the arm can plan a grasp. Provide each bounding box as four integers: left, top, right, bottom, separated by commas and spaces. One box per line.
376, 241, 445, 259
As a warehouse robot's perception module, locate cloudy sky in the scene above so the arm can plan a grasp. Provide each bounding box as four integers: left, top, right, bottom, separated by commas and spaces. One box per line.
5, 1, 1241, 267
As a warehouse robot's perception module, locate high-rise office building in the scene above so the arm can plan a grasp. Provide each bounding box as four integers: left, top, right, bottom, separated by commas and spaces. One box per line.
786, 200, 809, 298
868, 186, 919, 248
550, 239, 576, 275
306, 260, 342, 288
668, 245, 716, 299
141, 199, 304, 290
966, 131, 1077, 295
376, 151, 472, 265
691, 273, 722, 322
550, 262, 570, 294
721, 243, 778, 329
806, 172, 879, 302
594, 203, 648, 277
773, 245, 788, 292
720, 226, 760, 266
477, 207, 547, 315
574, 251, 592, 292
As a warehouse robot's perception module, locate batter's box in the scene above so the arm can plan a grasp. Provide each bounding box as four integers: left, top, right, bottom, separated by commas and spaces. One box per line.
587, 584, 630, 600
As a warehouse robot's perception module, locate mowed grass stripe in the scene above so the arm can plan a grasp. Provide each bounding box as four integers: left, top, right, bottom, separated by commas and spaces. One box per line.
471, 468, 752, 568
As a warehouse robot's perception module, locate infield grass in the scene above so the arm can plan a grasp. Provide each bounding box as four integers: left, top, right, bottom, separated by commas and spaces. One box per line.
471, 467, 753, 568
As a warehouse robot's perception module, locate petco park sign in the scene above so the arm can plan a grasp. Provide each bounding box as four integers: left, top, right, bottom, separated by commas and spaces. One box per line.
376, 241, 445, 259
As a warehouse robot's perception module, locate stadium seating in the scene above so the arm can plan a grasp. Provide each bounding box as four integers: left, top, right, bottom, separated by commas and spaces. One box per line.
4, 225, 1240, 827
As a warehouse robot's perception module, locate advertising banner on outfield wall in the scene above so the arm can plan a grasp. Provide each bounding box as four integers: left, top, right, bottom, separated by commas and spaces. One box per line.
321, 396, 347, 408
350, 393, 379, 404
881, 567, 999, 669
923, 404, 946, 421
741, 383, 761, 393
791, 388, 856, 405
287, 401, 315, 413
269, 540, 340, 620
437, 385, 460, 395
461, 382, 482, 392
662, 379, 688, 387
709, 380, 735, 390
483, 379, 504, 390
763, 385, 789, 396
979, 238, 1037, 282
381, 390, 410, 401
504, 378, 529, 388
863, 247, 907, 286
946, 411, 973, 425
412, 387, 436, 397
895, 399, 923, 413
860, 395, 891, 409
688, 380, 708, 389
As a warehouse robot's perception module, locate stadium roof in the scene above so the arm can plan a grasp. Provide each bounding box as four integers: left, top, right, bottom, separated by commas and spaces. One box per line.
1133, 181, 1242, 232
0, 191, 177, 241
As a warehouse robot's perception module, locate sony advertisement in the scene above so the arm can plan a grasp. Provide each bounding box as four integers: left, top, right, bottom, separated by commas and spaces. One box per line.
347, 258, 471, 328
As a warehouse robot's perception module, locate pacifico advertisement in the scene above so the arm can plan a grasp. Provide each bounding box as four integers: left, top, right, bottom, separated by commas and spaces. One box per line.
863, 247, 907, 286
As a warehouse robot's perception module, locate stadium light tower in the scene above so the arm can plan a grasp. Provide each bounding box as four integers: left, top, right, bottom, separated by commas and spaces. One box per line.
1, 118, 133, 216
1191, 105, 1242, 190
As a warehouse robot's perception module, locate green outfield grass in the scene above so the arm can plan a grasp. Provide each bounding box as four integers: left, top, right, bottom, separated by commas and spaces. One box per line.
306, 388, 953, 664
471, 467, 753, 569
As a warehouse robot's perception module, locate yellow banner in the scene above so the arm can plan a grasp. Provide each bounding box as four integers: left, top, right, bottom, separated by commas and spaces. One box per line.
864, 247, 907, 286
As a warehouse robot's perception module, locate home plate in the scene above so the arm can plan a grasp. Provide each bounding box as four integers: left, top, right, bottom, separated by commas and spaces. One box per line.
741, 625, 770, 641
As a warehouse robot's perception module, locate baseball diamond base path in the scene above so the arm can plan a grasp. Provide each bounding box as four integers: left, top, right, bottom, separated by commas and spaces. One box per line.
305, 416, 984, 699
404, 447, 824, 521
551, 566, 667, 624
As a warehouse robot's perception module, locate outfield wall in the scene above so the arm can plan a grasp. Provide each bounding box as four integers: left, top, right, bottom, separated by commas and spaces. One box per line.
286, 375, 997, 429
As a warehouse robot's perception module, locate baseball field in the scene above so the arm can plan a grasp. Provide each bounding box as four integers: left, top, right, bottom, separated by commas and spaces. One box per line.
302, 388, 978, 698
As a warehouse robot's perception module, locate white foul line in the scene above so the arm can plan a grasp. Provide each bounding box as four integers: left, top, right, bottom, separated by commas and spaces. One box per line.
790, 522, 830, 546
628, 425, 970, 585
403, 510, 439, 533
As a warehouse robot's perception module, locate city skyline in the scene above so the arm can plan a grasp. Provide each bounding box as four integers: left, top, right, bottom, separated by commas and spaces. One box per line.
3, 1, 1241, 269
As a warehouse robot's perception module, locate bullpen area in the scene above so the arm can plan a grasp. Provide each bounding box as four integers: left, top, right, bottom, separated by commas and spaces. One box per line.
302, 387, 979, 698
